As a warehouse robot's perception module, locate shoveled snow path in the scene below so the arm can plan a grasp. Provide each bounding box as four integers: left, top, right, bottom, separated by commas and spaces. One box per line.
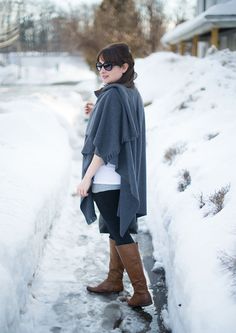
20, 156, 158, 333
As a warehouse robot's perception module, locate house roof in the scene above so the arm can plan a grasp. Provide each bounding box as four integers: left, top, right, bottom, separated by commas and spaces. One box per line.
161, 0, 236, 45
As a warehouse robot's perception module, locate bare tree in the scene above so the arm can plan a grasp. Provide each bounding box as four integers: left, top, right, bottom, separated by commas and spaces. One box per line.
78, 0, 149, 68
1, 0, 168, 61
138, 0, 166, 53
171, 0, 195, 26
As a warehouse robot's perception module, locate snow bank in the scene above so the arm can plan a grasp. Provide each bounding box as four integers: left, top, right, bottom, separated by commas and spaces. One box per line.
136, 50, 236, 332
0, 96, 73, 332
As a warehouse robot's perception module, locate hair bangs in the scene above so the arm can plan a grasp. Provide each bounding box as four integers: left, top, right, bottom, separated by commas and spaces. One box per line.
97, 48, 123, 66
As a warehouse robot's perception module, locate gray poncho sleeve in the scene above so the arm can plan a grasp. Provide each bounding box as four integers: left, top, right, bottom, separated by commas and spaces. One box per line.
80, 84, 147, 237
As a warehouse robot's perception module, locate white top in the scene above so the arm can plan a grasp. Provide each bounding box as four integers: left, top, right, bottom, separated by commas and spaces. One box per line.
93, 162, 121, 185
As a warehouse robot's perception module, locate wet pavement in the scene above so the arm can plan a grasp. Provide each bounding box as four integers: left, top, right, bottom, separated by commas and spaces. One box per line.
138, 232, 171, 333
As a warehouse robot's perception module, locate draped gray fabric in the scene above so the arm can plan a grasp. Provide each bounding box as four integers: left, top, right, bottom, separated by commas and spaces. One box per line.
80, 83, 147, 237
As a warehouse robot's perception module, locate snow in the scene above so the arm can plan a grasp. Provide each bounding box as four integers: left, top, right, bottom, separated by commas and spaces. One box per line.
161, 0, 236, 45
1, 48, 236, 332
0, 80, 85, 332
0, 53, 96, 85
135, 49, 236, 332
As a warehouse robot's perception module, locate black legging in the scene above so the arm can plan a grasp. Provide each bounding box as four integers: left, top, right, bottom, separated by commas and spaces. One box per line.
92, 190, 134, 245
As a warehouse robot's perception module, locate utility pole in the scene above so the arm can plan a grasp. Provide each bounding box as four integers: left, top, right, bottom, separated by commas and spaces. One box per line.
15, 0, 23, 79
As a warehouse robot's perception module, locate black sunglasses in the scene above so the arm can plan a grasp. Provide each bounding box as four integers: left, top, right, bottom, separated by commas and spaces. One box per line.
96, 62, 117, 71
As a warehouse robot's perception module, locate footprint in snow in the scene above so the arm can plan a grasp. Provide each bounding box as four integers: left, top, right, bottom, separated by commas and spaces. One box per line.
101, 302, 123, 330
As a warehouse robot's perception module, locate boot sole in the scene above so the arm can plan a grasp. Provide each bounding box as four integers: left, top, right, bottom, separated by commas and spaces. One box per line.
128, 300, 153, 307
86, 287, 123, 293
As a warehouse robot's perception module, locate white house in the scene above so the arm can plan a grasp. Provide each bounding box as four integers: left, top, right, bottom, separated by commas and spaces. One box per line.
161, 0, 236, 56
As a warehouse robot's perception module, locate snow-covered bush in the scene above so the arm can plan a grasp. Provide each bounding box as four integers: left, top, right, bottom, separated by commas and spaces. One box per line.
202, 185, 231, 217
177, 169, 191, 192
163, 142, 187, 165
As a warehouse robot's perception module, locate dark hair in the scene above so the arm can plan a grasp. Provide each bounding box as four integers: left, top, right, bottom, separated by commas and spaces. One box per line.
96, 43, 137, 88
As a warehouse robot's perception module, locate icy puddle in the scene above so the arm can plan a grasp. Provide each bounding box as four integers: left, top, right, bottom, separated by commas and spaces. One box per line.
20, 158, 167, 333
138, 233, 170, 333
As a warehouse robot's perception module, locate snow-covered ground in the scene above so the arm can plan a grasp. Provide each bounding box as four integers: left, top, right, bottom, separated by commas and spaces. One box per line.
1, 48, 236, 333
0, 52, 96, 85
135, 48, 236, 333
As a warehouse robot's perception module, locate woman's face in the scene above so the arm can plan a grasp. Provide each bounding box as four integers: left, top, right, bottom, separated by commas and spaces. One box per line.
98, 57, 128, 84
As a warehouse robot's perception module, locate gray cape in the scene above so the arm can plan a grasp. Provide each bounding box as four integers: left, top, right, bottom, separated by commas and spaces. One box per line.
80, 83, 147, 237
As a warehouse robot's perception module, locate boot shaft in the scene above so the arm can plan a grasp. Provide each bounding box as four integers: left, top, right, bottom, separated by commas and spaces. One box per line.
116, 242, 153, 307
115, 242, 148, 290
108, 239, 124, 280
86, 239, 124, 294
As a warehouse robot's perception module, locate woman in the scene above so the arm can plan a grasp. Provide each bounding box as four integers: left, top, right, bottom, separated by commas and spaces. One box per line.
77, 43, 152, 307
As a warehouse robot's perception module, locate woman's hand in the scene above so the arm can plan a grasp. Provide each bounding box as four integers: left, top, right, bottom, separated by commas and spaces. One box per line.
76, 176, 92, 197
84, 102, 94, 116
75, 154, 104, 198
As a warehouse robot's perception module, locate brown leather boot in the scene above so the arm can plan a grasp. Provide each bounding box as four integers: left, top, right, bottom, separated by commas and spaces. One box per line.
87, 239, 124, 293
116, 243, 153, 307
